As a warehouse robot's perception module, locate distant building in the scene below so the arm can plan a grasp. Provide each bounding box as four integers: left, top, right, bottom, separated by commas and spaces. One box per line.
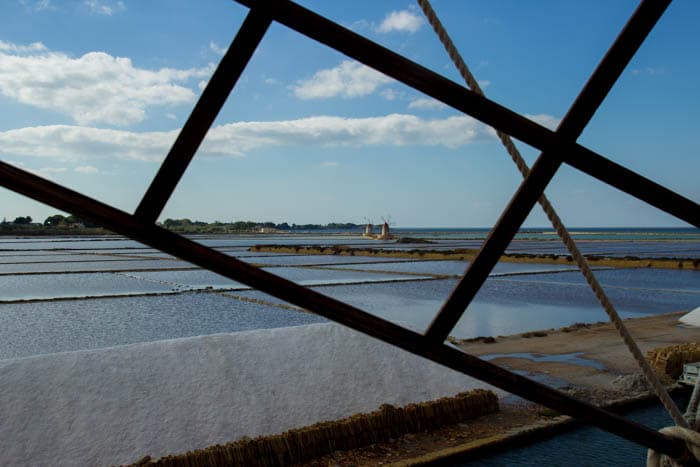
379, 221, 391, 240
361, 220, 393, 240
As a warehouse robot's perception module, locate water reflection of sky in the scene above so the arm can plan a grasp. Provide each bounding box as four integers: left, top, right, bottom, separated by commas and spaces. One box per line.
256, 274, 697, 339
481, 352, 605, 370
124, 267, 427, 291
0, 235, 697, 358
495, 268, 700, 293
0, 293, 324, 360
0, 272, 174, 301
326, 260, 581, 276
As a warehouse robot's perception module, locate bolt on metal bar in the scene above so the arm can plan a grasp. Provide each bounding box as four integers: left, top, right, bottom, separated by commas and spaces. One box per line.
423, 0, 671, 342
134, 8, 272, 223
0, 159, 687, 458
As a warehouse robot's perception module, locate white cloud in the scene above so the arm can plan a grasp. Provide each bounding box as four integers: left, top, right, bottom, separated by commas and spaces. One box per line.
0, 114, 501, 161
347, 19, 370, 32
203, 114, 489, 154
209, 41, 226, 56
631, 66, 665, 76
35, 166, 67, 176
377, 10, 423, 33
0, 40, 47, 53
5, 159, 99, 176
75, 165, 99, 174
0, 113, 559, 162
84, 0, 125, 15
320, 161, 339, 167
408, 97, 447, 111
0, 125, 177, 162
292, 60, 393, 99
18, 165, 68, 178
0, 40, 213, 126
19, 0, 54, 12
380, 88, 399, 101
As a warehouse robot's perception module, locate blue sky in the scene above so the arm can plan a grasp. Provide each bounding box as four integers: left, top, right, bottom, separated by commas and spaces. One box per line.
0, 0, 697, 227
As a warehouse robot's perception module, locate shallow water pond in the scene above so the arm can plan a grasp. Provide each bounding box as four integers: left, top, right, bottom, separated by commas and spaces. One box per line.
0, 272, 175, 300
0, 259, 194, 274
326, 260, 580, 276
482, 352, 605, 370
0, 293, 324, 360
235, 274, 697, 339
500, 268, 700, 294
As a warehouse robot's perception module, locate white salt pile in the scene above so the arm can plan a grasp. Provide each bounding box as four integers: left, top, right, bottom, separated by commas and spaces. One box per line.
0, 323, 495, 466
679, 306, 700, 327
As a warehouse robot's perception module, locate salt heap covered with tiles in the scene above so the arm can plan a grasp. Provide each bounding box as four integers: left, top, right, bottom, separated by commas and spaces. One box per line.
0, 322, 495, 466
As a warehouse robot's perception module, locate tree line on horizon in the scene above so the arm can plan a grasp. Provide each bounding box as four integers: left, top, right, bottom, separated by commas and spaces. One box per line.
162, 218, 364, 233
0, 215, 365, 234
1, 214, 98, 228
0, 214, 106, 234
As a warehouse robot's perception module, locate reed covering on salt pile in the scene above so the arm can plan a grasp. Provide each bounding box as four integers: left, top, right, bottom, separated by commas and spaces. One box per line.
135, 388, 498, 467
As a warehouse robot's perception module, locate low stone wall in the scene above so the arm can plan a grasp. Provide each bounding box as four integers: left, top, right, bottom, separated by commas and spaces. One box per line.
648, 343, 700, 380
139, 389, 498, 467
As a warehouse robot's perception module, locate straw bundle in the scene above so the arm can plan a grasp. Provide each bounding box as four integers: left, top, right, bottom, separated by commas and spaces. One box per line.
648, 343, 700, 380
135, 389, 498, 467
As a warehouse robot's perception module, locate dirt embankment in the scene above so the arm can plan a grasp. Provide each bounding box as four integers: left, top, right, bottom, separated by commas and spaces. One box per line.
250, 245, 700, 270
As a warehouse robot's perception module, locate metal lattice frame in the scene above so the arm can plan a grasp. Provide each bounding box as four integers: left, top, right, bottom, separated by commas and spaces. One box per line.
1, 0, 698, 458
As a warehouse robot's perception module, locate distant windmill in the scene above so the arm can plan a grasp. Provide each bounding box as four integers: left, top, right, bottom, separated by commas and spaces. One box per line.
363, 217, 373, 237
379, 215, 394, 240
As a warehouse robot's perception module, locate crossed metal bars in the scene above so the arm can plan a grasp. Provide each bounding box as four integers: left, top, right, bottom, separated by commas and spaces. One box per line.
1, 0, 699, 459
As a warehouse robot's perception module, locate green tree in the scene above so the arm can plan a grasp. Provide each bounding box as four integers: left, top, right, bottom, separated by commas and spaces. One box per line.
44, 214, 66, 226
13, 216, 32, 225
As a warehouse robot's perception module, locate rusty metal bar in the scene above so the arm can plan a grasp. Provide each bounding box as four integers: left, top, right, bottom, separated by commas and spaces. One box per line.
422, 0, 671, 342
134, 8, 272, 223
0, 160, 686, 458
232, 0, 698, 228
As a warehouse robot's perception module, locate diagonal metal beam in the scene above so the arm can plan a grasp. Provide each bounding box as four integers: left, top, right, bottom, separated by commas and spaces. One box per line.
0, 159, 685, 458
233, 0, 698, 228
134, 8, 272, 223
424, 0, 671, 342
0, 0, 693, 460
564, 148, 699, 227
417, 0, 688, 427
